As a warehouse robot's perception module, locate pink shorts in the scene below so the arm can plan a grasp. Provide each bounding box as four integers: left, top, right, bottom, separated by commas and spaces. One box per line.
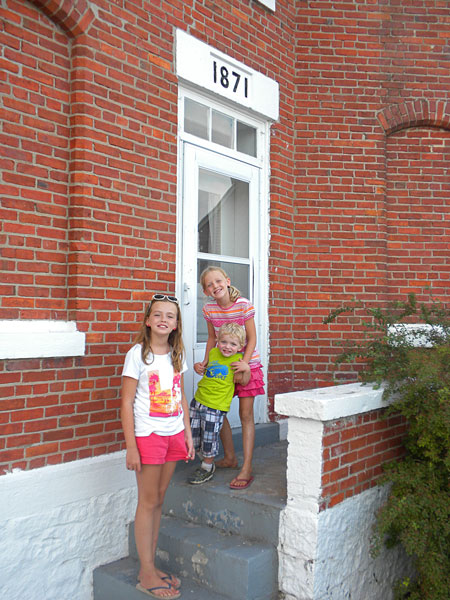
136, 430, 188, 465
235, 364, 265, 398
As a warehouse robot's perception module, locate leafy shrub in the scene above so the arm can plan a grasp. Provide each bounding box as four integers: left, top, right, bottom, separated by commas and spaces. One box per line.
324, 294, 450, 600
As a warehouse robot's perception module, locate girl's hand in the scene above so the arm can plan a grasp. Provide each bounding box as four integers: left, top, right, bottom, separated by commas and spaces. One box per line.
126, 447, 141, 472
194, 361, 207, 375
184, 432, 195, 461
231, 359, 250, 374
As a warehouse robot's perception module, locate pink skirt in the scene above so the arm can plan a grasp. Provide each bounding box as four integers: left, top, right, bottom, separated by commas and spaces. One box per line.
235, 364, 265, 398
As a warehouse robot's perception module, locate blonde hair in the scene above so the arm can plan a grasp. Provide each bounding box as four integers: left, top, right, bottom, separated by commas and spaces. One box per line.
135, 298, 185, 372
199, 266, 241, 303
218, 323, 246, 348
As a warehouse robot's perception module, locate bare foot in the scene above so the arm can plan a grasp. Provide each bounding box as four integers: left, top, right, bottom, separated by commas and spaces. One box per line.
230, 468, 253, 485
215, 457, 239, 469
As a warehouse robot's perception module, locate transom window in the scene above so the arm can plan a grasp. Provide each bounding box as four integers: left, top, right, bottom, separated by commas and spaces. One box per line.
184, 98, 257, 158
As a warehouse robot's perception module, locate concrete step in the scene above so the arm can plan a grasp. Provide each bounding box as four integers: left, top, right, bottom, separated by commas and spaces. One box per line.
154, 439, 287, 546
94, 424, 286, 600
225, 422, 281, 454
155, 514, 278, 599
94, 555, 231, 600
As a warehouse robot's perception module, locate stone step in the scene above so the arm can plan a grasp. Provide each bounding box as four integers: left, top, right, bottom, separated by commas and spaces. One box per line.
152, 515, 278, 599
94, 424, 285, 600
94, 555, 231, 600
150, 439, 287, 546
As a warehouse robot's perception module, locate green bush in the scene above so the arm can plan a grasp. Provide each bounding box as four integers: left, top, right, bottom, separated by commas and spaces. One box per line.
324, 294, 450, 600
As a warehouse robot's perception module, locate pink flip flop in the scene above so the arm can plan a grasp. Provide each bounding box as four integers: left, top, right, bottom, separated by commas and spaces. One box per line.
229, 476, 254, 490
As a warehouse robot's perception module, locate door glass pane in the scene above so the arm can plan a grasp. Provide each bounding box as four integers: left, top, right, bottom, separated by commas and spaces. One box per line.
197, 169, 249, 258
184, 98, 209, 140
196, 259, 250, 343
237, 121, 257, 157
212, 110, 233, 148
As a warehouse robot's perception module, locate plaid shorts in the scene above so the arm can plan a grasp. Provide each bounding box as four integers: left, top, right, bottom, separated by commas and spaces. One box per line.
189, 399, 226, 459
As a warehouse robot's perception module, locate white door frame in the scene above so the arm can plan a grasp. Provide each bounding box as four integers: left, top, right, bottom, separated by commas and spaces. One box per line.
175, 88, 270, 427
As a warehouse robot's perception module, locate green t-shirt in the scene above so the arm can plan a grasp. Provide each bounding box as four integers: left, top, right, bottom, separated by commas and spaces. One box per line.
194, 347, 243, 412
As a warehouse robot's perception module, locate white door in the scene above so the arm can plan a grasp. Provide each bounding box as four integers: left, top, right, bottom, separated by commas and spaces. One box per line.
181, 143, 266, 427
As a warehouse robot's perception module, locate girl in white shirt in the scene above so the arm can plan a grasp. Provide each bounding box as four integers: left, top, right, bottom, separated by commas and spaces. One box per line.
121, 294, 194, 599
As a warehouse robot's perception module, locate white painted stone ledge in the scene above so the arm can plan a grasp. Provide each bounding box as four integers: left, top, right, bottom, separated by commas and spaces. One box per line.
0, 320, 85, 359
2, 450, 134, 519
275, 381, 386, 422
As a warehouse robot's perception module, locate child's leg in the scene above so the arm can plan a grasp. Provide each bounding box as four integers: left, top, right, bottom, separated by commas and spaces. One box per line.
189, 398, 202, 457
216, 416, 238, 468
230, 396, 255, 487
189, 405, 224, 484
135, 462, 177, 592
150, 461, 178, 567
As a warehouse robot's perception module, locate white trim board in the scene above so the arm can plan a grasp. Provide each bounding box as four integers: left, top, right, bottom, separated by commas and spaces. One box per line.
176, 29, 279, 121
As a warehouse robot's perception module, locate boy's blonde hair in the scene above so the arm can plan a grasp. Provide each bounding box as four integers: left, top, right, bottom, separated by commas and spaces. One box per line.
199, 266, 241, 303
218, 323, 246, 348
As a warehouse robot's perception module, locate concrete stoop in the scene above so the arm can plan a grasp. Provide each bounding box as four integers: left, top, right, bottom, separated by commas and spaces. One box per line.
94, 423, 286, 600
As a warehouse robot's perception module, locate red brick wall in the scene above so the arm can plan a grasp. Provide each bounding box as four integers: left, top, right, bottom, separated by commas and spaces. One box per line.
0, 0, 296, 473
321, 409, 407, 510
288, 1, 450, 395
1, 0, 449, 473
0, 1, 70, 320
386, 127, 450, 298
1, 0, 182, 472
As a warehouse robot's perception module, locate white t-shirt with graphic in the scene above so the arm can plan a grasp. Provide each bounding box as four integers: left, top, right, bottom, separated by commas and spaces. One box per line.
122, 343, 187, 437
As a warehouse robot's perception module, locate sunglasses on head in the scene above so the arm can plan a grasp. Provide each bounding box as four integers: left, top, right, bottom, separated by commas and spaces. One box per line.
151, 294, 179, 304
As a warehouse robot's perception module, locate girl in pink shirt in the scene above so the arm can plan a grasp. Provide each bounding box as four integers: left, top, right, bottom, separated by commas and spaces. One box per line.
194, 267, 265, 490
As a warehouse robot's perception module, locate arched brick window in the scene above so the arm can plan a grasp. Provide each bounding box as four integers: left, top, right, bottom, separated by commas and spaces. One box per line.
378, 100, 450, 300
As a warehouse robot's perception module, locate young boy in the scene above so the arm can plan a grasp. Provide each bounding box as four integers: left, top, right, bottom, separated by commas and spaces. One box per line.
188, 323, 250, 485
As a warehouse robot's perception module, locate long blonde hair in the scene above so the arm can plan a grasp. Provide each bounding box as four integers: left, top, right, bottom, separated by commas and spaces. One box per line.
200, 266, 241, 303
135, 298, 185, 372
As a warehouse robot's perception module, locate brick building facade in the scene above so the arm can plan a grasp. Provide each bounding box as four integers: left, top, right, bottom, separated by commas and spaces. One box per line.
1, 0, 449, 476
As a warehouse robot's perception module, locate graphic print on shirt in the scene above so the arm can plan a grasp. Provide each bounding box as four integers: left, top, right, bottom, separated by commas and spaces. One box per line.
148, 370, 182, 417
206, 361, 229, 381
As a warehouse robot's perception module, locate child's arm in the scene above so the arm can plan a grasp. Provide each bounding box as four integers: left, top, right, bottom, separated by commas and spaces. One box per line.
232, 318, 257, 375
194, 321, 216, 375
180, 374, 195, 461
233, 362, 251, 386
121, 376, 141, 472
242, 317, 257, 363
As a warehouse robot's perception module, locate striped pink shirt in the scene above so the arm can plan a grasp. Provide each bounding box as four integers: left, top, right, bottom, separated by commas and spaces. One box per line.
202, 297, 261, 366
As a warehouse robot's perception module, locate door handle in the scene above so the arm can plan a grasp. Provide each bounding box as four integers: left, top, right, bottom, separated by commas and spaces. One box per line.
183, 283, 190, 305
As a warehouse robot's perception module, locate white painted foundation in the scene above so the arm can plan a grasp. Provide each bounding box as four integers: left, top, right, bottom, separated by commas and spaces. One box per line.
314, 486, 410, 599
275, 383, 414, 600
0, 452, 136, 600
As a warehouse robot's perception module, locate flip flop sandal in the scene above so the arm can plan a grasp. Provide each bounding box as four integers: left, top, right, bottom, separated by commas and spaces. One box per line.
229, 476, 254, 490
162, 574, 181, 589
136, 582, 181, 599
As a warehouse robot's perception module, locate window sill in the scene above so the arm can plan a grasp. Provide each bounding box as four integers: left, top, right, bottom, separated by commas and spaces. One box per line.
0, 320, 85, 359
256, 0, 275, 11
